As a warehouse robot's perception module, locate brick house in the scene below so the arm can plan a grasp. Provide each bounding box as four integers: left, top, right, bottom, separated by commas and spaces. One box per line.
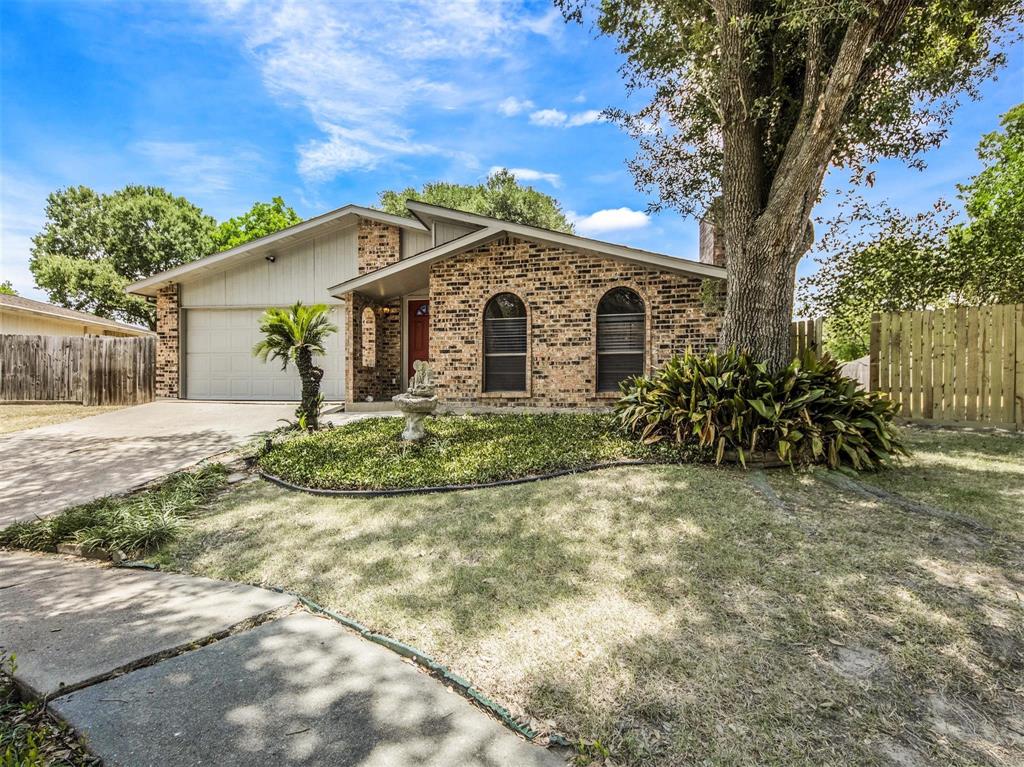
127, 200, 726, 410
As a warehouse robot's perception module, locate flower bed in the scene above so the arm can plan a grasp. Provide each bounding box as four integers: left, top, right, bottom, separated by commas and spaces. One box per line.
258, 413, 692, 491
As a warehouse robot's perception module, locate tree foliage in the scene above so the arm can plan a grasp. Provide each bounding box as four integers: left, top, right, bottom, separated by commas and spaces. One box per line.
0, 281, 16, 295
949, 103, 1024, 305
213, 196, 303, 251
561, 0, 1018, 370
30, 185, 215, 328
799, 104, 1024, 360
378, 168, 575, 233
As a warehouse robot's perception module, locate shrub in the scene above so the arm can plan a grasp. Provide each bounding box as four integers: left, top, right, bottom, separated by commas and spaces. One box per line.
615, 348, 907, 469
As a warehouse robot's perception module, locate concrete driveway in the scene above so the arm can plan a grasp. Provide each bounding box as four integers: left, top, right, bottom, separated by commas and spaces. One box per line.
0, 401, 362, 527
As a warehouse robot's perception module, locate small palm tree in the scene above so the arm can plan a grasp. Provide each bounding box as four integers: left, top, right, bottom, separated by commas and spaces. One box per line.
253, 302, 338, 430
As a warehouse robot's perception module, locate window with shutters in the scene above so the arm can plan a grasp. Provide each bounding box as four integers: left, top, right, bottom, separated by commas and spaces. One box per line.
597, 287, 645, 392
483, 293, 527, 392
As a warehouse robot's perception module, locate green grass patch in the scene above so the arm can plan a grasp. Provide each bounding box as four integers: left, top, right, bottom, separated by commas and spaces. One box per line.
157, 428, 1023, 766
258, 413, 696, 490
0, 464, 227, 556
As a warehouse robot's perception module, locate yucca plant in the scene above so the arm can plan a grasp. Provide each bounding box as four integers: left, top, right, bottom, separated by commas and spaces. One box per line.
616, 347, 907, 469
253, 302, 338, 430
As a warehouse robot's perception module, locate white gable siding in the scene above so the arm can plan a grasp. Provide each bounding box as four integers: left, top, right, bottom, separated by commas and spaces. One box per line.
434, 221, 478, 247
181, 225, 357, 308
401, 229, 432, 259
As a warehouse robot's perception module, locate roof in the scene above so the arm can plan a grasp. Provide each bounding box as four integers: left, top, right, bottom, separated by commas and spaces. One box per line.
126, 204, 427, 297
329, 200, 726, 299
0, 294, 154, 335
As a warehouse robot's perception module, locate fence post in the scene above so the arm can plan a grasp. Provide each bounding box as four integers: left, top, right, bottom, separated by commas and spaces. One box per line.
869, 314, 880, 392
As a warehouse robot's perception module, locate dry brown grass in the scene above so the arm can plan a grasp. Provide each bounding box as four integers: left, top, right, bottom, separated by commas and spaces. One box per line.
153, 427, 1024, 766
0, 403, 122, 434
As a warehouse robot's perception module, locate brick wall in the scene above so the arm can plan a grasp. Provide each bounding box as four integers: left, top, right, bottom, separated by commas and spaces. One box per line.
344, 291, 401, 404
429, 237, 723, 409
357, 218, 401, 274
155, 283, 180, 398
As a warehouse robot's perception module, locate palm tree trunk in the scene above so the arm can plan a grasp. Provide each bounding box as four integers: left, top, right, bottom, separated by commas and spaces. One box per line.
295, 346, 324, 430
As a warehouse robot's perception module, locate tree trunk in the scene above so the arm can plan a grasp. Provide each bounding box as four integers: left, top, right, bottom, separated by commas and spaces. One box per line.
718, 232, 800, 372
294, 346, 324, 430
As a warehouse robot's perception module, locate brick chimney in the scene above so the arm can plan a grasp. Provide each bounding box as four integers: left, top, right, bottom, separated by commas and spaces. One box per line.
698, 198, 726, 268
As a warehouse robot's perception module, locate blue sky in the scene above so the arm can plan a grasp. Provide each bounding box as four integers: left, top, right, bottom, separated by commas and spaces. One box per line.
1, 0, 1020, 301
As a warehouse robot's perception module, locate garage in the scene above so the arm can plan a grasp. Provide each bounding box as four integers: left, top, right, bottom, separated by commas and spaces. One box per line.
183, 307, 345, 401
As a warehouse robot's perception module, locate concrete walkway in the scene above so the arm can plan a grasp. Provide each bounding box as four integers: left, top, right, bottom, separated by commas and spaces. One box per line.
0, 551, 564, 766
0, 401, 382, 526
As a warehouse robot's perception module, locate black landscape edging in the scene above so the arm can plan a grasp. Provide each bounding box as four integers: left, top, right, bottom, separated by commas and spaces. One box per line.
259, 459, 660, 497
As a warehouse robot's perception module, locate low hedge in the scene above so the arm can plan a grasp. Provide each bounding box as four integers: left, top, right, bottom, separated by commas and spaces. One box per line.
616, 348, 907, 469
258, 413, 693, 491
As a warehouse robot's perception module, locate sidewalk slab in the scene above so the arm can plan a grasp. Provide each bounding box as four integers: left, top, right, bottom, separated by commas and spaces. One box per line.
52, 612, 564, 767
0, 551, 295, 698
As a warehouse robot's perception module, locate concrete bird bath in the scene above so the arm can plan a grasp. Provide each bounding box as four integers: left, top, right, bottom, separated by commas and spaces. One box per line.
392, 360, 438, 441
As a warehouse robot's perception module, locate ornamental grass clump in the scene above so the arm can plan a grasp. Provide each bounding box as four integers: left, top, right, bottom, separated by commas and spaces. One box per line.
615, 348, 906, 469
0, 464, 227, 556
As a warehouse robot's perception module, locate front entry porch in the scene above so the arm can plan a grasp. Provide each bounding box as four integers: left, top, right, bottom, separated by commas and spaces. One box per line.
344, 291, 429, 410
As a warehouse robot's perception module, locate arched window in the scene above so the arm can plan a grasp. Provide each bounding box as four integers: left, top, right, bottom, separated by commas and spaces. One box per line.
483, 293, 527, 391
361, 307, 376, 368
597, 287, 645, 391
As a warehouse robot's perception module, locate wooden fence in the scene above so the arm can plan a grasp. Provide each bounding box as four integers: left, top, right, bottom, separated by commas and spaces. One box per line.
791, 317, 823, 358
869, 304, 1023, 430
0, 334, 155, 406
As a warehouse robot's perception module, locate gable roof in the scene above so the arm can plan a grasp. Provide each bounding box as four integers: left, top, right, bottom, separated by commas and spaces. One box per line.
328, 200, 726, 299
125, 205, 427, 297
0, 294, 154, 335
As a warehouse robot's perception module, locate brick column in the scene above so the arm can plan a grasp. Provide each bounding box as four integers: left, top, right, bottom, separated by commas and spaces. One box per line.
155, 283, 180, 398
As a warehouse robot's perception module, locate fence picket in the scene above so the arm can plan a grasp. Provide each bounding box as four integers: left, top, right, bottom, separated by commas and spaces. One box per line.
0, 334, 154, 405
868, 305, 1022, 431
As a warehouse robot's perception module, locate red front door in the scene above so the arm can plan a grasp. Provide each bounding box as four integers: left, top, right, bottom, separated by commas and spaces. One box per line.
408, 300, 430, 376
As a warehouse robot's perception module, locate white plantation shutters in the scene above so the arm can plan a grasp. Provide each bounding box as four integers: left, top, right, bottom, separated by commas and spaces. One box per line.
483, 293, 527, 391
597, 288, 645, 392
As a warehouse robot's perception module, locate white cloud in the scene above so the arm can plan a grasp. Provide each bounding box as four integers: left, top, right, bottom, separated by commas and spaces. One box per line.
572, 91, 587, 103
497, 97, 534, 116
566, 109, 604, 127
198, 0, 560, 180
132, 141, 260, 194
0, 172, 50, 300
529, 108, 568, 127
529, 107, 605, 128
571, 207, 650, 235
488, 166, 561, 187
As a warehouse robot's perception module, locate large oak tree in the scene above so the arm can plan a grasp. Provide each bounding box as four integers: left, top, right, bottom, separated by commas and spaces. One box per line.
561, 0, 1018, 370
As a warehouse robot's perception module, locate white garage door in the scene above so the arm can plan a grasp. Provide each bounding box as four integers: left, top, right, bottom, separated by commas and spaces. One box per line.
184, 308, 345, 401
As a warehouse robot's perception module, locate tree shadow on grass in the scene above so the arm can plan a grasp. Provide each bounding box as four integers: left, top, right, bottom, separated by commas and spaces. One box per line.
158, 443, 1024, 767
515, 465, 1023, 766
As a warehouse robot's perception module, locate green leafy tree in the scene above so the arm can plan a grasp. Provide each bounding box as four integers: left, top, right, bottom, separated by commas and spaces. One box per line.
379, 168, 575, 233
560, 0, 1016, 371
0, 281, 16, 295
798, 196, 957, 359
213, 196, 303, 251
30, 185, 215, 328
948, 103, 1024, 305
253, 302, 338, 431
800, 104, 1024, 360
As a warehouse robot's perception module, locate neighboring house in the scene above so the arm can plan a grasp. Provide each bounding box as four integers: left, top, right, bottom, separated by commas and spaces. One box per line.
0, 294, 153, 338
127, 201, 727, 408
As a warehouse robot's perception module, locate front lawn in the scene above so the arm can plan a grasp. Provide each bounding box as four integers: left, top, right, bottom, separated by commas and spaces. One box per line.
0, 403, 123, 435
259, 413, 691, 490
153, 426, 1024, 766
